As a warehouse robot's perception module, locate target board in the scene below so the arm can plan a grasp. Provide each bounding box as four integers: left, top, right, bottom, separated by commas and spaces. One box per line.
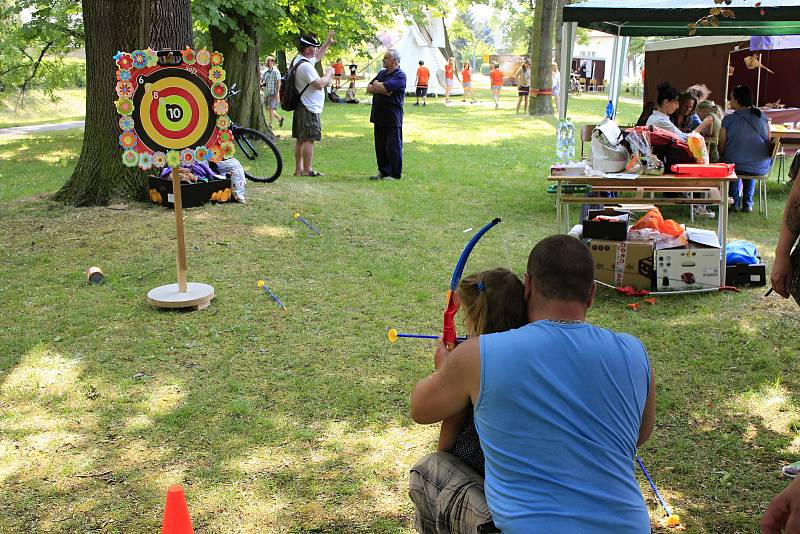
113, 47, 234, 171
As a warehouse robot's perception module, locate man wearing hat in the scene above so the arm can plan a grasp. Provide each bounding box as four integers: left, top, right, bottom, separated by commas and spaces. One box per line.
289, 31, 336, 177
260, 56, 283, 129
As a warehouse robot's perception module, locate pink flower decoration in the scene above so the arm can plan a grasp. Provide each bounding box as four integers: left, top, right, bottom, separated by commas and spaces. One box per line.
116, 81, 134, 98
213, 100, 229, 115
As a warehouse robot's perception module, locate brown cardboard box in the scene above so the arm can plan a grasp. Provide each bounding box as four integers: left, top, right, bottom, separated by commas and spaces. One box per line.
586, 238, 655, 290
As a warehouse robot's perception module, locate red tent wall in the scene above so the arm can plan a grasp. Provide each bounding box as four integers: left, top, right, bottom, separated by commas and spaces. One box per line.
644, 40, 746, 108
729, 48, 800, 108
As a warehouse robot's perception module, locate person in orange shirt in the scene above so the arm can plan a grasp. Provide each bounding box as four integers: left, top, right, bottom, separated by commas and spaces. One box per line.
332, 58, 344, 90
414, 60, 431, 107
461, 62, 476, 103
444, 57, 455, 103
490, 64, 504, 109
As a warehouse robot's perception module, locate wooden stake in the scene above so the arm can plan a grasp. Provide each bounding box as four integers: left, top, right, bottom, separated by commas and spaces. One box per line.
170, 166, 188, 292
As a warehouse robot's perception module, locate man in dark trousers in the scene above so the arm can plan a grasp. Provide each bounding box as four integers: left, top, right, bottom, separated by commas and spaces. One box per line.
366, 48, 406, 180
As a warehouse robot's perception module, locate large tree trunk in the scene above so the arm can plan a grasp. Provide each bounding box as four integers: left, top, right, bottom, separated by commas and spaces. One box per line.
55, 0, 192, 206
210, 19, 270, 135
554, 0, 569, 69
529, 0, 556, 116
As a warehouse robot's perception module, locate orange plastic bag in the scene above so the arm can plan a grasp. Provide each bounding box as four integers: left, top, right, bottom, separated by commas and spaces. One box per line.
630, 207, 684, 237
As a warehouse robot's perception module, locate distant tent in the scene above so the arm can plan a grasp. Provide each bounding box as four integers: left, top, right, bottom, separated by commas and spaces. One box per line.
393, 17, 463, 97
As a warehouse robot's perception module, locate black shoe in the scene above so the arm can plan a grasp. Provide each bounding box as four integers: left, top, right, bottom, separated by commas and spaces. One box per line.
744, 206, 754, 213
369, 173, 382, 180
413, 102, 419, 106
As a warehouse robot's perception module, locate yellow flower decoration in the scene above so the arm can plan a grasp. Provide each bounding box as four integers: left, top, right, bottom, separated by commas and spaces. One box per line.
208, 66, 226, 83
216, 115, 231, 129
166, 150, 181, 168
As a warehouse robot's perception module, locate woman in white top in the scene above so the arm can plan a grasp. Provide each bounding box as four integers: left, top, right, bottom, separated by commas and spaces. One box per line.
646, 82, 711, 140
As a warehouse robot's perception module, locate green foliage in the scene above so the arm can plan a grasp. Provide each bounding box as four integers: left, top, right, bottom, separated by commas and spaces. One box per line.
451, 10, 496, 66
0, 0, 84, 105
1, 91, 799, 533
193, 0, 438, 58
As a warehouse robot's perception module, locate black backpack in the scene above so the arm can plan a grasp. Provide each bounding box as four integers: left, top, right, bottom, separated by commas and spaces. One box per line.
280, 58, 310, 112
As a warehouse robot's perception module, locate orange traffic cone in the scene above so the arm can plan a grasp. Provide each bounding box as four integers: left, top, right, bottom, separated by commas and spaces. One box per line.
162, 485, 194, 534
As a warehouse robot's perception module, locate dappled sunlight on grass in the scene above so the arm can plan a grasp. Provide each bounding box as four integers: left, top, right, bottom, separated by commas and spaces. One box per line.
2, 344, 82, 400
146, 382, 187, 415
734, 383, 797, 439
252, 225, 294, 238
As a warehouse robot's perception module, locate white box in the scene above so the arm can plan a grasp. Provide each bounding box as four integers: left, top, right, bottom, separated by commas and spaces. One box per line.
550, 162, 587, 177
655, 227, 721, 291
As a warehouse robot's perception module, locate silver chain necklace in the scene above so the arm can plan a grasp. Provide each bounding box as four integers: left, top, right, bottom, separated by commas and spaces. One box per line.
549, 319, 584, 324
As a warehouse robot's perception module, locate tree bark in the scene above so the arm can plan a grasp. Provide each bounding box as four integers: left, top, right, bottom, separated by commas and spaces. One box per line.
554, 0, 569, 69
529, 0, 557, 116
210, 19, 270, 136
55, 0, 193, 206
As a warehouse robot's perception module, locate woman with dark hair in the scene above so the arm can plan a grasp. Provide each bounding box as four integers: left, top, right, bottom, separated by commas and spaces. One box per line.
719, 84, 772, 212
671, 92, 702, 132
646, 82, 710, 140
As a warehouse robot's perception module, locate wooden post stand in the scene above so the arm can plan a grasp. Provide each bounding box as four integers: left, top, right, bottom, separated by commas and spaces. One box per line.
146, 167, 215, 311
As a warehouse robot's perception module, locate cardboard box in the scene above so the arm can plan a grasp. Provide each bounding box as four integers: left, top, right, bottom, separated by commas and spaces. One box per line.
148, 175, 232, 208
587, 238, 655, 290
582, 208, 630, 241
550, 162, 588, 177
725, 263, 767, 286
655, 227, 721, 291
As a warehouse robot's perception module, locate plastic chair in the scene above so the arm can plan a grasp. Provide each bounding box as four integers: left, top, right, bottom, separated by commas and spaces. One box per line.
579, 124, 595, 160
738, 140, 780, 217
589, 79, 597, 92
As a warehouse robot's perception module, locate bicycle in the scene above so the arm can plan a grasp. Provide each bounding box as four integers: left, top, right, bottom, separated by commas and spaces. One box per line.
227, 84, 283, 183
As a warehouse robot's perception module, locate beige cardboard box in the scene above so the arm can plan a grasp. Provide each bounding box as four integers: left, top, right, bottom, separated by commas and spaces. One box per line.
586, 238, 655, 290
656, 227, 721, 291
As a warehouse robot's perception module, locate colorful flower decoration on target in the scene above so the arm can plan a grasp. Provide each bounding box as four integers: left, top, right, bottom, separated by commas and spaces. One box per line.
112, 46, 232, 171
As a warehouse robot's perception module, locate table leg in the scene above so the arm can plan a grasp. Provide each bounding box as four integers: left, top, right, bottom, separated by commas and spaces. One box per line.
556, 182, 563, 233
719, 181, 729, 287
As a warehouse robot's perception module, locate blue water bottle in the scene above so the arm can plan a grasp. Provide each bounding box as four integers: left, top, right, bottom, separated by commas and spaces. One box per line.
605, 101, 614, 120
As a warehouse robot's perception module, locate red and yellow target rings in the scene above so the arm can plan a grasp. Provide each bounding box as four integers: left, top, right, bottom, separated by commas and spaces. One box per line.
210, 51, 223, 66
212, 82, 228, 99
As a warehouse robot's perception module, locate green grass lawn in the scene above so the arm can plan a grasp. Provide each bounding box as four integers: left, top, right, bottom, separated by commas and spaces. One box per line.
0, 88, 86, 129
1, 89, 800, 533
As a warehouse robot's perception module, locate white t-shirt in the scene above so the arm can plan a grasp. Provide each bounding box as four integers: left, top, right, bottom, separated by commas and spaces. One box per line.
646, 110, 688, 141
291, 54, 324, 114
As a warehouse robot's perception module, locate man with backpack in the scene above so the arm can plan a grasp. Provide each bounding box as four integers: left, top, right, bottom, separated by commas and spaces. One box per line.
288, 32, 335, 177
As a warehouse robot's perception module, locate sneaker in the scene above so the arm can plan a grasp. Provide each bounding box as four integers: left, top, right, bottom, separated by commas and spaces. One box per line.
384, 176, 401, 180
278, 116, 284, 127
369, 173, 382, 180
783, 461, 800, 478
744, 206, 754, 213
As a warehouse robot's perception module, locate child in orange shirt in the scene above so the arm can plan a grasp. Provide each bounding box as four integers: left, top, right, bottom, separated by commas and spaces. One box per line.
461, 62, 476, 103
415, 60, 431, 107
490, 64, 504, 109
444, 57, 455, 103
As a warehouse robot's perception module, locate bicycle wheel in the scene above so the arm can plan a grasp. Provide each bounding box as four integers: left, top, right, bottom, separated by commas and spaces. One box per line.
235, 127, 283, 183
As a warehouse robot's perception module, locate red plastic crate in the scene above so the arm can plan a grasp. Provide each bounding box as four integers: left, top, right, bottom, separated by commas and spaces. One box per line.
670, 163, 735, 177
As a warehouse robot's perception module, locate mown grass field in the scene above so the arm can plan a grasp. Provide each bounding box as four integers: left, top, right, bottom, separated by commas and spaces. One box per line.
1, 89, 799, 533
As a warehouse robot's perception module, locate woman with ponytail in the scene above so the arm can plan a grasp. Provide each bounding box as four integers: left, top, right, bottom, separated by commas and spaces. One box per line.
719, 84, 772, 212
436, 268, 527, 475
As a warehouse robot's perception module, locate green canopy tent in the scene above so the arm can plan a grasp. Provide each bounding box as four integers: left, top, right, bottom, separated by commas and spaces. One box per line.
558, 0, 800, 118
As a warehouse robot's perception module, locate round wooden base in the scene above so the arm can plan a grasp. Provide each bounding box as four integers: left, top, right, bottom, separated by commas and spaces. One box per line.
147, 283, 215, 310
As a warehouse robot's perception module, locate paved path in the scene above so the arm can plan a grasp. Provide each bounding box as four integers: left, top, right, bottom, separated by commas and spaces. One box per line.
0, 120, 85, 136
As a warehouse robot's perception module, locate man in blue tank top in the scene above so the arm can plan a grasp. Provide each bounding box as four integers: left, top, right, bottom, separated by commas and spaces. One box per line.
410, 235, 656, 533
